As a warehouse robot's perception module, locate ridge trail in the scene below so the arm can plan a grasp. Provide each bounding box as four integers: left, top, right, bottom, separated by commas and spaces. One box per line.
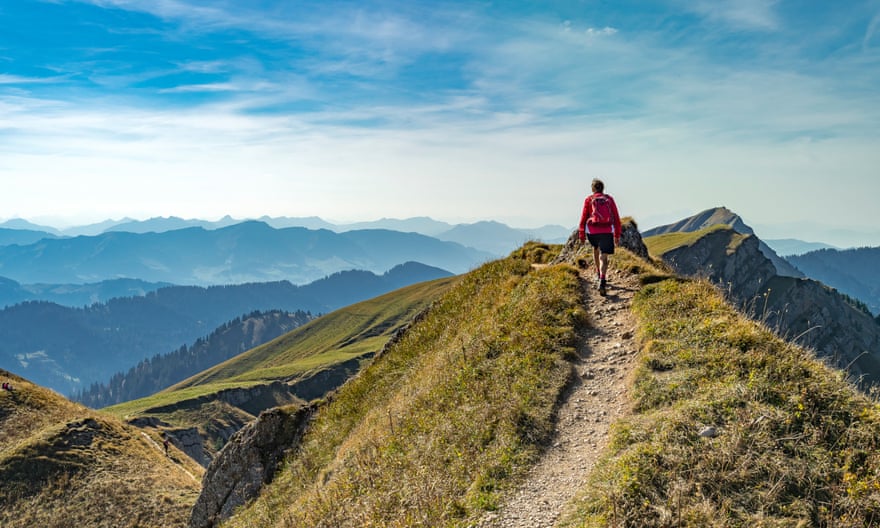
140, 431, 200, 484
477, 265, 640, 527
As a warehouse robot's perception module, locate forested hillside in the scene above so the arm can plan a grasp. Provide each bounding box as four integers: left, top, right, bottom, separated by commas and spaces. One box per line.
73, 310, 307, 408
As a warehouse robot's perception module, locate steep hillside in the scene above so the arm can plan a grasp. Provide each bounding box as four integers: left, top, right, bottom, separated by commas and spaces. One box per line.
0, 369, 202, 528
646, 226, 880, 385
787, 246, 880, 316
194, 244, 585, 527
105, 277, 456, 466
645, 206, 803, 279
561, 275, 880, 527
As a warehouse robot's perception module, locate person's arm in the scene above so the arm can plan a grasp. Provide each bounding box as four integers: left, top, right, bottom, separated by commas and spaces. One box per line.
611, 197, 622, 245
578, 197, 591, 241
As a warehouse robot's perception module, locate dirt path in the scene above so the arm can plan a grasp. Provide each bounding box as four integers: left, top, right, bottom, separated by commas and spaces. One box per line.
477, 266, 640, 528
140, 431, 201, 484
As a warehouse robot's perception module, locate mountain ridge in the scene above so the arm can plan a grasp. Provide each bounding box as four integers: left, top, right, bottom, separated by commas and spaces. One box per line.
644, 206, 804, 279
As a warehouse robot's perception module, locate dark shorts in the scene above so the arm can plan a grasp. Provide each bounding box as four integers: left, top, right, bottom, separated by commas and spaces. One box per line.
587, 233, 615, 255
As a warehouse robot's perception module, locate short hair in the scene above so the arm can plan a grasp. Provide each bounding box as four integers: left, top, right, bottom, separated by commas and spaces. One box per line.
591, 179, 604, 193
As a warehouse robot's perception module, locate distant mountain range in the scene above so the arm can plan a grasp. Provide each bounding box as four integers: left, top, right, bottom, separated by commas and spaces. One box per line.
0, 221, 486, 286
0, 262, 452, 395
763, 238, 838, 257
0, 216, 570, 258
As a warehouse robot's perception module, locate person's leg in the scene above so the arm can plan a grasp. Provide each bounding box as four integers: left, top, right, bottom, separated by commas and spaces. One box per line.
593, 245, 601, 280
599, 252, 609, 278
598, 234, 613, 295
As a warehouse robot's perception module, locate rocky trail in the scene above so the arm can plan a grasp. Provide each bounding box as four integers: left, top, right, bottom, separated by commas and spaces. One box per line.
477, 265, 641, 528
140, 430, 201, 484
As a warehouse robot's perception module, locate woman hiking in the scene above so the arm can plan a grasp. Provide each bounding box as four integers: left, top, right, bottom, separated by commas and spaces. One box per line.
578, 178, 622, 296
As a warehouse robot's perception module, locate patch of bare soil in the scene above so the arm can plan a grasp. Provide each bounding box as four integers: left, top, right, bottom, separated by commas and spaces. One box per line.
477, 266, 640, 528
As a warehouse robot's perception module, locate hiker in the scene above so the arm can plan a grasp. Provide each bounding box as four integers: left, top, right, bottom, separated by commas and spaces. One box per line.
578, 178, 622, 296
2, 381, 12, 392
163, 433, 170, 456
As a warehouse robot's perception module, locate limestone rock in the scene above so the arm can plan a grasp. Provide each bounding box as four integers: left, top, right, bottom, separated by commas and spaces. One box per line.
189, 404, 316, 528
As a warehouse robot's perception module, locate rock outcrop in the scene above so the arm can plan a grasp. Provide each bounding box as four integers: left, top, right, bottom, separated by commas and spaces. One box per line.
189, 404, 316, 528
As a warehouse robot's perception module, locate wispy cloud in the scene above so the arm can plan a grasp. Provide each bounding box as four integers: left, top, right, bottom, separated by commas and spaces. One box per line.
683, 0, 781, 31
0, 74, 60, 84
3, 1, 879, 240
866, 12, 880, 48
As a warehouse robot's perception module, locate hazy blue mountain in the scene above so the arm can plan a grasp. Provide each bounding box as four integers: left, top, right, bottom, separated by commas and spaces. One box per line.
0, 227, 58, 247
435, 221, 541, 256
107, 215, 243, 234
60, 218, 136, 236
0, 277, 172, 308
764, 238, 839, 256
0, 221, 485, 286
12, 216, 570, 260
0, 219, 61, 234
787, 247, 880, 315
257, 215, 338, 231
0, 261, 452, 395
523, 224, 572, 243
335, 217, 454, 236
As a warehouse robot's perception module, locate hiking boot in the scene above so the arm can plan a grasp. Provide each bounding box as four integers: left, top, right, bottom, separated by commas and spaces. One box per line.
598, 278, 607, 296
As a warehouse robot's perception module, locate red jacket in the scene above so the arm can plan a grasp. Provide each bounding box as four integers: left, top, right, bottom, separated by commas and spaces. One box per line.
578, 192, 622, 240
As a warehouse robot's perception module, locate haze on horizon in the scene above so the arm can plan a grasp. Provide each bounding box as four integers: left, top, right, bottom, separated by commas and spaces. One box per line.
2, 1, 879, 247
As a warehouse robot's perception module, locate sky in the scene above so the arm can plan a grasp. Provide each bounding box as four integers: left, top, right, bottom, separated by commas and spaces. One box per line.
1, 0, 879, 246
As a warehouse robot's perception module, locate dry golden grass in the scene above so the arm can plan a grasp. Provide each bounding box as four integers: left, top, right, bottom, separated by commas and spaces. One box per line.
560, 277, 880, 527
0, 369, 202, 528
221, 242, 588, 527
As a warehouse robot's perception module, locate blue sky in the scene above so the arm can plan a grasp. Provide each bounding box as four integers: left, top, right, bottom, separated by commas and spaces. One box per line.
1, 0, 879, 246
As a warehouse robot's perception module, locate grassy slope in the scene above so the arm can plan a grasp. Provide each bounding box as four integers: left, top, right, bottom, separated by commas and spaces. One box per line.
106, 277, 456, 421
560, 257, 880, 526
0, 369, 203, 528
221, 242, 587, 527
644, 224, 739, 257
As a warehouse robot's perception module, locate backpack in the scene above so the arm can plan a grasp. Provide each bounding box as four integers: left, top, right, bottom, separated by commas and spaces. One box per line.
589, 194, 614, 225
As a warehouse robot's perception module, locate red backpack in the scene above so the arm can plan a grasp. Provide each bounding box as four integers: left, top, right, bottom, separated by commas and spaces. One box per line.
589, 194, 614, 225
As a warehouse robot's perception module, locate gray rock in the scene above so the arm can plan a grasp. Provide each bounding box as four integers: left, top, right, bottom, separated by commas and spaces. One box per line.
698, 426, 718, 438
189, 404, 316, 528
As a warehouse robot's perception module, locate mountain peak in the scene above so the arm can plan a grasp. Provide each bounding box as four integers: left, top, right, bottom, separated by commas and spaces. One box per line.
643, 206, 753, 237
